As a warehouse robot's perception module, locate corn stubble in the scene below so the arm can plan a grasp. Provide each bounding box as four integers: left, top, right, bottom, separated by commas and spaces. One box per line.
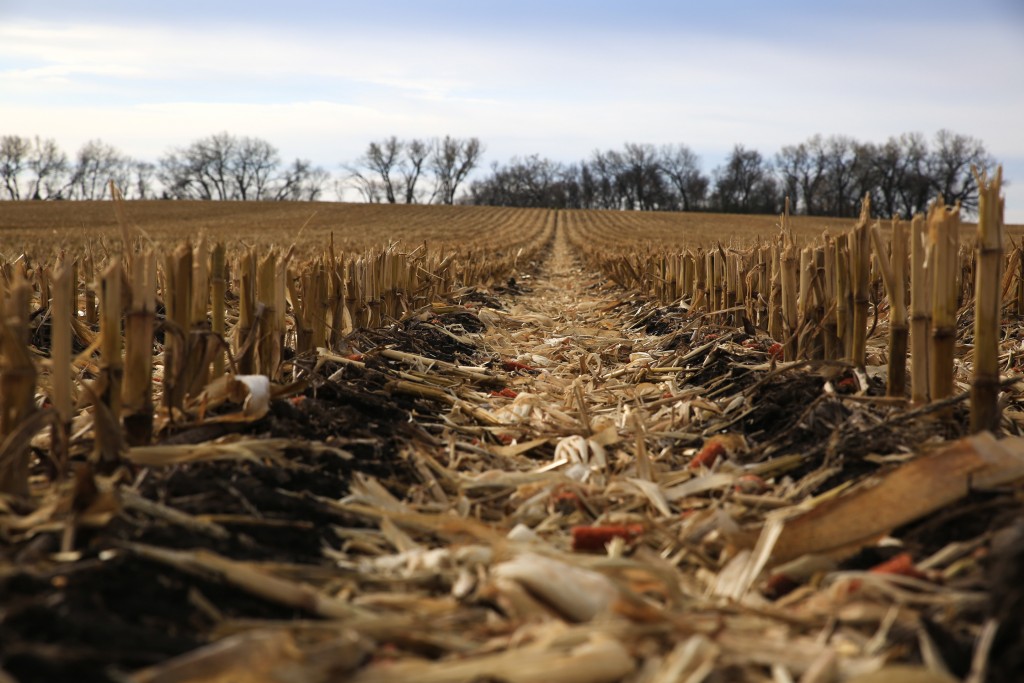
971, 167, 1005, 433
1, 196, 1023, 680
0, 202, 555, 495
570, 181, 1010, 415
0, 266, 36, 496
0, 195, 1008, 495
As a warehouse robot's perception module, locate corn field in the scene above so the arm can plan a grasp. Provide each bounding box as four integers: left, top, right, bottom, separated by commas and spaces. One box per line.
2, 180, 1024, 682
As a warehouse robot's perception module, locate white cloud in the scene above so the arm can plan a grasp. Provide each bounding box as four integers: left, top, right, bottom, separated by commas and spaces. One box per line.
1, 15, 1022, 220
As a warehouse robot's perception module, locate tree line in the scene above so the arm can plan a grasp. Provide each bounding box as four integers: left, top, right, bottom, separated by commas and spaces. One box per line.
0, 133, 331, 202
0, 130, 996, 217
466, 131, 996, 218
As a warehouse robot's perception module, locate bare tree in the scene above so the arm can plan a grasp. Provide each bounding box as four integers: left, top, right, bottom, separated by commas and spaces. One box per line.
196, 132, 235, 200
815, 136, 859, 217
306, 166, 331, 201
585, 152, 622, 209
576, 163, 601, 209
928, 129, 995, 213
160, 132, 234, 200
400, 138, 430, 203
274, 158, 329, 201
775, 136, 828, 215
580, 145, 672, 210
158, 149, 203, 199
710, 145, 780, 214
775, 143, 803, 211
0, 135, 31, 199
430, 136, 483, 204
130, 161, 156, 199
894, 133, 932, 218
659, 143, 708, 211
864, 134, 921, 218
344, 168, 380, 203
158, 133, 282, 200
468, 155, 570, 207
347, 174, 385, 203
230, 136, 280, 200
0, 135, 68, 200
361, 137, 401, 203
69, 139, 131, 199
618, 143, 666, 210
343, 137, 433, 204
25, 137, 68, 199
159, 134, 230, 200
859, 133, 926, 218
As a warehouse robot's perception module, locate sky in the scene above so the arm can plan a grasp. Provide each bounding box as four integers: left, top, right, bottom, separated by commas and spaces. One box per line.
2, 0, 1023, 219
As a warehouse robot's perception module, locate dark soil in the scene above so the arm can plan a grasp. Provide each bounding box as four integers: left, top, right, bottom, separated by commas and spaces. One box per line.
0, 309, 490, 683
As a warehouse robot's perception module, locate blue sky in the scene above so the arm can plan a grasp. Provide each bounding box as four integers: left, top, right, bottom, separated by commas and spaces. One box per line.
2, 0, 1023, 218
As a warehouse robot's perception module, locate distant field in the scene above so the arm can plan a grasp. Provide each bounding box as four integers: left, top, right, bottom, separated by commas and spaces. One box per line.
0, 201, 556, 257
0, 201, 1017, 257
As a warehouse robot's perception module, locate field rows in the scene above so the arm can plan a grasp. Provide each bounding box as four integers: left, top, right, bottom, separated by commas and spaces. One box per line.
1, 199, 1023, 681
